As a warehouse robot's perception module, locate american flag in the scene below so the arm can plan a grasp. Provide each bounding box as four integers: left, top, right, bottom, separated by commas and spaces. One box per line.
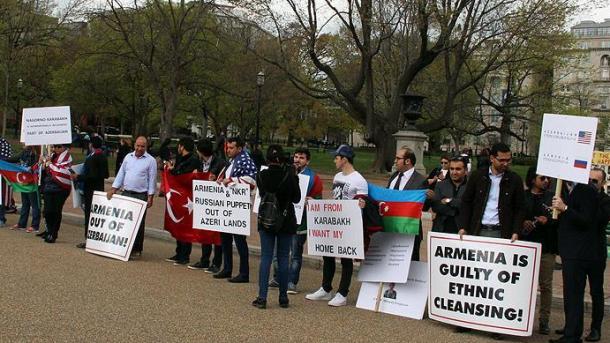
577, 130, 592, 144
48, 149, 73, 190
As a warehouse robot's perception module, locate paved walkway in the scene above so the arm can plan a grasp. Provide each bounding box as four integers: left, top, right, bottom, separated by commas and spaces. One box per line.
1, 220, 604, 343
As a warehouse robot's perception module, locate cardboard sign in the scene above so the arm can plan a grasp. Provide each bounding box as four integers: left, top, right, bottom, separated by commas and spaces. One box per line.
21, 106, 72, 145
192, 180, 251, 235
252, 166, 310, 225
71, 163, 84, 209
358, 232, 414, 283
85, 191, 147, 261
306, 199, 364, 259
592, 151, 610, 166
427, 232, 541, 336
537, 113, 597, 184
356, 261, 429, 320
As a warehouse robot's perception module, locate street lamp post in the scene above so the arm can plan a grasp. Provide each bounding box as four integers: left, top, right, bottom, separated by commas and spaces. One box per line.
256, 71, 265, 145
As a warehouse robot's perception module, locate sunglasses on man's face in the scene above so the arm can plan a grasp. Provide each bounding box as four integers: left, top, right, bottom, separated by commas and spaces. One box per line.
590, 178, 600, 185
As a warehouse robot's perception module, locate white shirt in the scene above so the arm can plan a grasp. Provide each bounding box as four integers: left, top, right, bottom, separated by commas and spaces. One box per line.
481, 167, 503, 226
389, 167, 415, 190
332, 171, 368, 200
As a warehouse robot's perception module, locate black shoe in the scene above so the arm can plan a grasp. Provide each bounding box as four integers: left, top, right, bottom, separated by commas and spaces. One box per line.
76, 242, 86, 249
165, 255, 179, 263
36, 231, 47, 237
490, 333, 503, 340
585, 329, 601, 342
213, 270, 232, 279
173, 259, 189, 266
187, 261, 209, 270
539, 322, 550, 335
204, 265, 220, 274
251, 297, 266, 309
228, 275, 249, 283
555, 329, 565, 335
44, 236, 56, 243
454, 327, 472, 333
279, 297, 289, 308
130, 251, 142, 260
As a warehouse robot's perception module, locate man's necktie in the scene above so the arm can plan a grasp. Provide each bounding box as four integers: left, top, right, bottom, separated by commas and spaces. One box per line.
393, 172, 404, 190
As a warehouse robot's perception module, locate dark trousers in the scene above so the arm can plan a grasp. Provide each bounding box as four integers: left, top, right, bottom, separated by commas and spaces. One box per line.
83, 189, 94, 238
561, 258, 591, 341
18, 191, 40, 229
588, 259, 606, 331
43, 191, 69, 239
412, 226, 422, 261
201, 244, 222, 267
322, 257, 353, 296
121, 191, 148, 253
221, 233, 249, 277
175, 241, 192, 261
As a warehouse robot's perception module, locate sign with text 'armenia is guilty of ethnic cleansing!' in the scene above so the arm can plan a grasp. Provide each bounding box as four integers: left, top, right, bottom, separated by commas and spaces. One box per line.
306, 199, 364, 259
20, 106, 72, 145
192, 180, 251, 236
536, 113, 598, 184
86, 191, 147, 262
427, 232, 541, 337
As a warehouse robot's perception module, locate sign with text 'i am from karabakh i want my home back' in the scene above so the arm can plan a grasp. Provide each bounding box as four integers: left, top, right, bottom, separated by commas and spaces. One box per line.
307, 199, 364, 259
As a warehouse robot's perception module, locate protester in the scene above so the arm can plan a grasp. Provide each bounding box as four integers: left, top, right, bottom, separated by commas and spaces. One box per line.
72, 136, 109, 248
187, 138, 226, 273
306, 144, 367, 307
386, 146, 428, 260
457, 142, 525, 340
214, 137, 257, 283
521, 167, 557, 335
8, 145, 38, 232
0, 136, 13, 222
164, 137, 202, 265
252, 145, 301, 309
430, 156, 467, 234
108, 136, 157, 259
269, 147, 323, 294
115, 137, 132, 176
38, 144, 73, 243
427, 154, 449, 189
477, 147, 491, 170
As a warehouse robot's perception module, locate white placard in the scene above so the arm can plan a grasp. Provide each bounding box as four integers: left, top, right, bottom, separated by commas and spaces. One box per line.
71, 163, 84, 208
306, 199, 364, 259
427, 232, 541, 336
536, 113, 598, 184
252, 166, 268, 213
85, 191, 147, 261
21, 106, 72, 145
356, 261, 429, 320
192, 180, 251, 235
358, 232, 414, 283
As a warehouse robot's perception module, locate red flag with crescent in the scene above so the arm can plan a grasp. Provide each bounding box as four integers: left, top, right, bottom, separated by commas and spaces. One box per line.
162, 169, 221, 244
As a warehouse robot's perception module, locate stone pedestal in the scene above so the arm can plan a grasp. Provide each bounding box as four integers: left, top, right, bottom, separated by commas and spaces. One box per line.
393, 129, 428, 175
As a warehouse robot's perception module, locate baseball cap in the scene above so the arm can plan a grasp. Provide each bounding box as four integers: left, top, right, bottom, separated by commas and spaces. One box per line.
331, 144, 354, 159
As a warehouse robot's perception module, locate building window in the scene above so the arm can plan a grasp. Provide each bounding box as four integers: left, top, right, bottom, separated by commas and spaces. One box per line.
602, 55, 610, 67
580, 42, 589, 49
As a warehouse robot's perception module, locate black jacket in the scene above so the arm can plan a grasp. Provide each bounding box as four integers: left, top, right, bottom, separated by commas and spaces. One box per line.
77, 150, 109, 193
171, 153, 200, 175
557, 183, 600, 260
256, 164, 301, 234
594, 191, 610, 261
431, 178, 467, 233
201, 154, 226, 178
522, 190, 557, 254
457, 168, 526, 239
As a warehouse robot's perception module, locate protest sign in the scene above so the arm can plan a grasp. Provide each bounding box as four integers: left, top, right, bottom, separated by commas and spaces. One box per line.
192, 180, 251, 235
357, 232, 414, 283
252, 166, 309, 225
306, 199, 364, 259
592, 151, 610, 166
537, 113, 597, 184
21, 106, 72, 145
356, 261, 428, 320
427, 232, 541, 336
85, 191, 147, 261
71, 163, 84, 208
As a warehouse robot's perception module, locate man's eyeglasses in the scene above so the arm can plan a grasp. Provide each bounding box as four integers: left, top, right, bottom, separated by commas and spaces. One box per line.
394, 156, 405, 161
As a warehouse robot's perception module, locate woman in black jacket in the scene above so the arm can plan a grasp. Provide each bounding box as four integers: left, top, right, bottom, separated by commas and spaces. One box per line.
252, 145, 301, 309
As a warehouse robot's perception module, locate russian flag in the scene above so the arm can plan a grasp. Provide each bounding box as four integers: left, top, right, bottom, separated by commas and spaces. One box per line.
574, 159, 588, 169
368, 183, 426, 235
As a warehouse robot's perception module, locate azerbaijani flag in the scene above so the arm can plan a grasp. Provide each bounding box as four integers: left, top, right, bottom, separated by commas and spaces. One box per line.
368, 183, 426, 235
0, 160, 38, 193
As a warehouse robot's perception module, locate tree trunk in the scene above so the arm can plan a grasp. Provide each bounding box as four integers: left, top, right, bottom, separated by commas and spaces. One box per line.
500, 111, 512, 146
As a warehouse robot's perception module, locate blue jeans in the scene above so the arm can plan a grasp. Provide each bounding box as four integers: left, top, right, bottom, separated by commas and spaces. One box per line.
272, 234, 307, 285
258, 230, 292, 300
18, 191, 40, 229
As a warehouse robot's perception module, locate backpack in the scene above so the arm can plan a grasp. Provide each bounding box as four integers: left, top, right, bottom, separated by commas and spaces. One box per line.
257, 168, 290, 232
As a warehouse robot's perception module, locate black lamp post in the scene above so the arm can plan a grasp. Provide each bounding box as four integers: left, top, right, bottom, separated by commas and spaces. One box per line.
255, 71, 265, 145
15, 78, 23, 136
400, 92, 426, 130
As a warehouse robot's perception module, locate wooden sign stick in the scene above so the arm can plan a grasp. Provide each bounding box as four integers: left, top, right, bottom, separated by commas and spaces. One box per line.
374, 282, 384, 312
552, 179, 563, 220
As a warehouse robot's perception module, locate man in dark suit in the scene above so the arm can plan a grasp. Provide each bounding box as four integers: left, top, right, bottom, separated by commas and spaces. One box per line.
387, 146, 428, 261
430, 156, 467, 233
550, 178, 600, 343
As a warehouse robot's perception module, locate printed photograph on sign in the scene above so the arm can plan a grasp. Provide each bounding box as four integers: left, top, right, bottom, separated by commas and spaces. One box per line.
192, 180, 251, 235
427, 232, 541, 336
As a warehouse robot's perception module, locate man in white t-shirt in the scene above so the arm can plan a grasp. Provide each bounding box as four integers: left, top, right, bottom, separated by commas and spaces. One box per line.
306, 144, 367, 307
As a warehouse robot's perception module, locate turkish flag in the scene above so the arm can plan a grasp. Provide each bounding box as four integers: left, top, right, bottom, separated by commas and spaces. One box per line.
163, 169, 221, 245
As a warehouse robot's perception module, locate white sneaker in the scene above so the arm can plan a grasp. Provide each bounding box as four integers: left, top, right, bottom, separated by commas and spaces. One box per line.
305, 287, 332, 301
328, 293, 347, 307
